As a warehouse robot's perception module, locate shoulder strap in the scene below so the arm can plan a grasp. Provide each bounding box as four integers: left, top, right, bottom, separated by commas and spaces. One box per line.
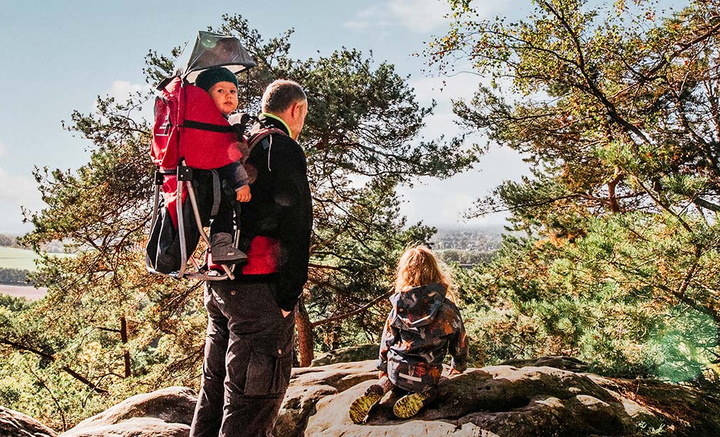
248, 127, 288, 150
246, 127, 288, 172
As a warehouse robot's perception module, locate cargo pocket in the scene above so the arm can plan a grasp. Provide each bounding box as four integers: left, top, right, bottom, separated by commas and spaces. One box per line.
244, 336, 292, 397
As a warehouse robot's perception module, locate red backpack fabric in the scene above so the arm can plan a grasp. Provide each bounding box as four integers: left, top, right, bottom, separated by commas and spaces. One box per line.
147, 80, 290, 276
151, 76, 242, 171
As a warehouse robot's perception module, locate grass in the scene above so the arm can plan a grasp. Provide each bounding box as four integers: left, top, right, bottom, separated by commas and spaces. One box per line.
0, 247, 72, 271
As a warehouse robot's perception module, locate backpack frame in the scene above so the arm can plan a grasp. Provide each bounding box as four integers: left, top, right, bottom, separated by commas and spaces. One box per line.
145, 96, 287, 281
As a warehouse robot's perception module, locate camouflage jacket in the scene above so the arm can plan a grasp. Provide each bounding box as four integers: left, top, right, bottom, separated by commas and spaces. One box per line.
377, 283, 468, 392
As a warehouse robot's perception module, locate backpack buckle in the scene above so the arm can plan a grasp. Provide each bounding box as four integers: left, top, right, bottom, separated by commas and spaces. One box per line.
178, 165, 193, 181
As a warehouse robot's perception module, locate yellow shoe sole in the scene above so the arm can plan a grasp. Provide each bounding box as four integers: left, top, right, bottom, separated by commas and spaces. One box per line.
393, 392, 431, 419
349, 393, 383, 424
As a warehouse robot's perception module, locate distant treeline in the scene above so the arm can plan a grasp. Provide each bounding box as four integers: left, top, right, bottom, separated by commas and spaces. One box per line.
438, 249, 495, 266
431, 227, 505, 253
0, 268, 30, 285
0, 234, 20, 248
0, 233, 65, 253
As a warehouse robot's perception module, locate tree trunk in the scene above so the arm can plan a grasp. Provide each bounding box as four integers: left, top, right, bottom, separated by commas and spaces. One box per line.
608, 173, 622, 213
120, 316, 131, 378
295, 299, 314, 367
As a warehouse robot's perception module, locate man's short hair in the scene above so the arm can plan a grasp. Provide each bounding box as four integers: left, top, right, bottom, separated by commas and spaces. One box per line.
261, 80, 307, 114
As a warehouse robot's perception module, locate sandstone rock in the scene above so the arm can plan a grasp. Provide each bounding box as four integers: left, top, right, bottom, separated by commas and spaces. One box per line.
60, 386, 195, 437
500, 355, 590, 372
0, 405, 57, 437
274, 360, 378, 436
291, 361, 720, 437
303, 364, 646, 436
23, 359, 720, 437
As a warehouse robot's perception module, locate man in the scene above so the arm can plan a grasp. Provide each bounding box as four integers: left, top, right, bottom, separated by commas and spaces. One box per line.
190, 79, 312, 437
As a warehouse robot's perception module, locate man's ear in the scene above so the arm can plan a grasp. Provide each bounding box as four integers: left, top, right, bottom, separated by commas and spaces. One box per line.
291, 101, 303, 119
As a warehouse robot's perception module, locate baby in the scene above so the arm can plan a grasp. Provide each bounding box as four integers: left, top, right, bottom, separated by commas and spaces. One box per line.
194, 67, 251, 265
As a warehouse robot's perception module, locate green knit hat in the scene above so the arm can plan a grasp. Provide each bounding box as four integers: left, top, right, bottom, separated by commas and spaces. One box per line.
195, 67, 239, 91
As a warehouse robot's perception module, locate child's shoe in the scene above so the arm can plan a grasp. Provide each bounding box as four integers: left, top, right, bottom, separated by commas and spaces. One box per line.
349, 384, 385, 424
392, 389, 435, 419
210, 232, 248, 265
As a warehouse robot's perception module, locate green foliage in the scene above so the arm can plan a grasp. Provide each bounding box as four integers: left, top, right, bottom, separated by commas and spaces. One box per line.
648, 305, 718, 383
431, 0, 720, 384
460, 211, 720, 380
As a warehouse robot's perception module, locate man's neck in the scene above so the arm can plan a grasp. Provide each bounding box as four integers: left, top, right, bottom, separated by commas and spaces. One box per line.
261, 112, 292, 138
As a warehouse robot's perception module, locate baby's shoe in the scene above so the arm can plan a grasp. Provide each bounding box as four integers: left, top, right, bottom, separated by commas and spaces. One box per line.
392, 389, 435, 419
210, 233, 248, 265
349, 384, 385, 424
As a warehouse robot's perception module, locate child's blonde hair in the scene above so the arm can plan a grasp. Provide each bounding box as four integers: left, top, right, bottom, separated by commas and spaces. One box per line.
394, 245, 458, 303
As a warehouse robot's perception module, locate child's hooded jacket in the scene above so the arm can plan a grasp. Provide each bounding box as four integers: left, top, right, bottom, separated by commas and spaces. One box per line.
377, 282, 468, 392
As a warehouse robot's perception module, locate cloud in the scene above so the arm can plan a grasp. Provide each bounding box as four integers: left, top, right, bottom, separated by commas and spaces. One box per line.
0, 157, 44, 232
0, 141, 43, 209
107, 80, 151, 101
410, 73, 520, 142
410, 73, 486, 106
396, 73, 532, 228
0, 166, 41, 207
94, 80, 154, 121
409, 73, 491, 140
346, 0, 451, 33
346, 0, 509, 33
398, 146, 530, 228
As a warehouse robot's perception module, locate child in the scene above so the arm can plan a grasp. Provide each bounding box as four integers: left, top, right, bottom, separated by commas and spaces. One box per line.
194, 67, 251, 265
349, 245, 469, 423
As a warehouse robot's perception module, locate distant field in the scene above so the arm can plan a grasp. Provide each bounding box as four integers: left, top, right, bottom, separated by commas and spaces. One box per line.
0, 284, 47, 301
0, 247, 39, 270
0, 246, 72, 271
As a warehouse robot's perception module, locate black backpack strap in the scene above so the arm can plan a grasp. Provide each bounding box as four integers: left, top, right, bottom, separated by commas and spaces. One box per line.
182, 119, 235, 133
248, 127, 287, 150
210, 169, 221, 218
247, 127, 288, 172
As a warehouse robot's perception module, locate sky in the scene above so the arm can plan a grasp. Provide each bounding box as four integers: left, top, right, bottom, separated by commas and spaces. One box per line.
0, 0, 535, 234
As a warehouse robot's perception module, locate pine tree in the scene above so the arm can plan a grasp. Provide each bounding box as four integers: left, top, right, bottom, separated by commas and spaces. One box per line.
429, 0, 720, 379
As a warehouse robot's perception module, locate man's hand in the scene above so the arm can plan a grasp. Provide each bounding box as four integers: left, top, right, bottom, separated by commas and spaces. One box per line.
281, 309, 292, 318
236, 185, 251, 202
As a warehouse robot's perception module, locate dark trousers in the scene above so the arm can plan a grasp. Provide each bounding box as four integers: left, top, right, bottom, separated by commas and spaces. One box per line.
190, 281, 294, 437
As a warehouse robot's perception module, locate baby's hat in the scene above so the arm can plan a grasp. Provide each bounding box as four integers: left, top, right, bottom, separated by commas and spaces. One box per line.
195, 67, 239, 91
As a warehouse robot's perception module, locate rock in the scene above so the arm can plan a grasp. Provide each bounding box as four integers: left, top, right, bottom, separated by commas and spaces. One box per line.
311, 344, 379, 366
274, 360, 378, 436
0, 405, 57, 437
20, 360, 720, 437
288, 361, 720, 437
500, 355, 590, 372
60, 386, 195, 437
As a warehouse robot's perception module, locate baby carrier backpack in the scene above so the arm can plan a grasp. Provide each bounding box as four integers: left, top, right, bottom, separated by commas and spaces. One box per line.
145, 31, 257, 280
